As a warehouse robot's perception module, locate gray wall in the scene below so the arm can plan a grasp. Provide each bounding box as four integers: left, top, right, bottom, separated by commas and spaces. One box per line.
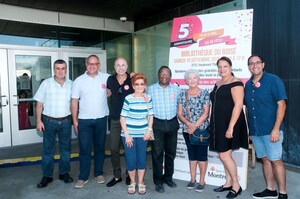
248, 0, 300, 166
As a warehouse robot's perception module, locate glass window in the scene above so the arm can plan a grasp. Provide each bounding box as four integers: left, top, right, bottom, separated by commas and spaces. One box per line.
0, 83, 3, 132
15, 55, 52, 130
68, 57, 86, 81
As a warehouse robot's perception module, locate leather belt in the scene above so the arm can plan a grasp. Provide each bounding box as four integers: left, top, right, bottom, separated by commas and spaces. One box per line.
154, 116, 177, 122
43, 115, 71, 121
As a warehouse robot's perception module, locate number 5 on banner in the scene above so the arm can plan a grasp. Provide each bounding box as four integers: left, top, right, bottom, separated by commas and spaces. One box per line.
178, 23, 190, 39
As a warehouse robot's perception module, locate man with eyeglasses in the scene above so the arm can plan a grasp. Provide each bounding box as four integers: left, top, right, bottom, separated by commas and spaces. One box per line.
71, 55, 110, 188
106, 58, 134, 187
148, 66, 181, 193
244, 55, 288, 199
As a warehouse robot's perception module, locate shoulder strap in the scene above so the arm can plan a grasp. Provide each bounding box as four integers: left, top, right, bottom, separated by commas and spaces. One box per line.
185, 90, 190, 121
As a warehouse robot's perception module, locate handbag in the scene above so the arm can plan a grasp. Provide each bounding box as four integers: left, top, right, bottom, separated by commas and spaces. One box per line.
146, 94, 155, 141
185, 90, 209, 145
189, 128, 209, 145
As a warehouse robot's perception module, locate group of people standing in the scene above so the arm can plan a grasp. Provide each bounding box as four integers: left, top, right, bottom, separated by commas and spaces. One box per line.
34, 54, 288, 199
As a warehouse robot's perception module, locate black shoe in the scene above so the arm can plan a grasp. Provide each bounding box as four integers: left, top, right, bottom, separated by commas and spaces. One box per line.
214, 185, 233, 192
155, 184, 165, 193
253, 189, 278, 199
165, 180, 177, 188
59, 173, 73, 183
106, 177, 122, 187
37, 177, 53, 188
278, 193, 288, 199
125, 175, 131, 185
226, 187, 242, 198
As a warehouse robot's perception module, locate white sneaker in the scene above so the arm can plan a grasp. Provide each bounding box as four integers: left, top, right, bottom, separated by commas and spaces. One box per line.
95, 175, 105, 184
74, 180, 89, 188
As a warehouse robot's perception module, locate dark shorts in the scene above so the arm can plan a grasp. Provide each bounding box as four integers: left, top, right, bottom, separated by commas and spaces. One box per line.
183, 133, 208, 161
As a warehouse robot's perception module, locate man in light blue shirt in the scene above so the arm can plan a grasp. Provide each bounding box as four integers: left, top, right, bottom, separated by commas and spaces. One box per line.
148, 66, 181, 193
34, 59, 73, 188
72, 55, 110, 189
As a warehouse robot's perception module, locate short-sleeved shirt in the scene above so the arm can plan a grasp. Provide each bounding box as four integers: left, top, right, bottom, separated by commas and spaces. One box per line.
72, 71, 110, 119
34, 77, 72, 118
179, 89, 210, 132
147, 83, 181, 120
120, 94, 154, 137
244, 72, 287, 136
107, 73, 134, 120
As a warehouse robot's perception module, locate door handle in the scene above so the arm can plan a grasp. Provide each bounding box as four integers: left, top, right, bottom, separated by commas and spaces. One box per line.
13, 94, 19, 106
1, 95, 8, 107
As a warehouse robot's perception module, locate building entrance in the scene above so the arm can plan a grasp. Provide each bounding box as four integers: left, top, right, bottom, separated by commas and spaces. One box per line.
0, 45, 106, 147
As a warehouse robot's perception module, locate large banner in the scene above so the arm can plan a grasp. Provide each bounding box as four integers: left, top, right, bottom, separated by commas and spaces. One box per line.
169, 9, 253, 189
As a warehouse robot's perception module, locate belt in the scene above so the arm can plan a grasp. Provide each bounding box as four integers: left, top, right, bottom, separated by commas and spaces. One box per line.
43, 115, 71, 121
154, 116, 177, 122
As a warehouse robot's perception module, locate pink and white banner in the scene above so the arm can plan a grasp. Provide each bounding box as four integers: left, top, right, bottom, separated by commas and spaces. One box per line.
170, 9, 253, 189
169, 9, 253, 89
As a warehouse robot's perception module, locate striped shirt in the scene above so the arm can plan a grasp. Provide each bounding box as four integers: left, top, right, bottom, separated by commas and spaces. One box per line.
147, 83, 181, 120
121, 94, 153, 137
34, 77, 72, 118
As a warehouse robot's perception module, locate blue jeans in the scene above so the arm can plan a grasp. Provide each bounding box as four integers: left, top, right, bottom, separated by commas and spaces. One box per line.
78, 117, 107, 180
122, 137, 148, 171
42, 115, 72, 177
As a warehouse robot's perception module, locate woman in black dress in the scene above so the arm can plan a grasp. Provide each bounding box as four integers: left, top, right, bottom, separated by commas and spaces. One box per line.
209, 57, 248, 198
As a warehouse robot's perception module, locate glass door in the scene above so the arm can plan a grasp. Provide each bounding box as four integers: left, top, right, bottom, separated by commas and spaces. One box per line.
60, 49, 107, 81
0, 47, 105, 147
8, 49, 58, 146
0, 49, 11, 147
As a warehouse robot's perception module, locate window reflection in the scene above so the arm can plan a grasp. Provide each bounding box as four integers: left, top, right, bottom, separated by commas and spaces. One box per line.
68, 57, 86, 81
18, 90, 31, 129
15, 55, 52, 130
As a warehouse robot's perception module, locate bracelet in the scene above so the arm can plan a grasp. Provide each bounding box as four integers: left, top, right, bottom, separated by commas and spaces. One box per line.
148, 128, 153, 131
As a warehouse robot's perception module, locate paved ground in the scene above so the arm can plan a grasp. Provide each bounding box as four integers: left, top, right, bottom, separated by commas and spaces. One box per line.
0, 154, 299, 199
0, 138, 299, 199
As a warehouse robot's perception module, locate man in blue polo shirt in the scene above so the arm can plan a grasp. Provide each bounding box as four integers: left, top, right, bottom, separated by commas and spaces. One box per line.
244, 55, 288, 199
148, 66, 181, 193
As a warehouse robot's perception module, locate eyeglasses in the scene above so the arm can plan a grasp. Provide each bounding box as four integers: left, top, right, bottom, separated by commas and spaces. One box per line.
248, 61, 263, 66
87, 62, 99, 66
134, 83, 145, 86
118, 86, 122, 95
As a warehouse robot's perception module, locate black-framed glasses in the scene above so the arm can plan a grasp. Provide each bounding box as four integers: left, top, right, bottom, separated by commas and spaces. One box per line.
248, 61, 263, 66
118, 86, 122, 94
